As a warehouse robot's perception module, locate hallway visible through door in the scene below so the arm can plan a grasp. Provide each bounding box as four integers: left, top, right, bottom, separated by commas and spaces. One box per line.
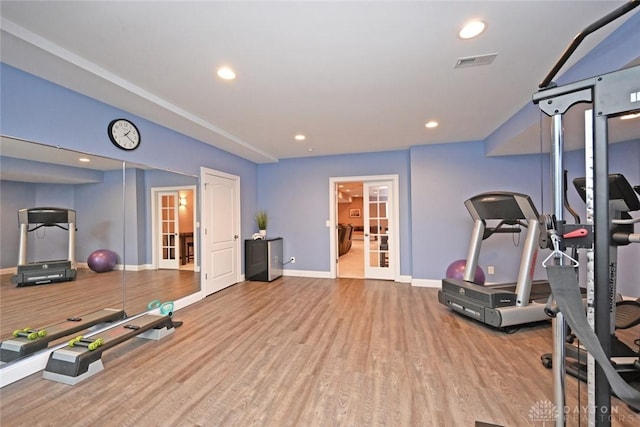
152, 186, 197, 271
331, 175, 399, 281
336, 181, 364, 278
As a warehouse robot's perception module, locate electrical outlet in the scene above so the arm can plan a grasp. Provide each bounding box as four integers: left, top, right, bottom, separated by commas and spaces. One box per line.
487, 265, 495, 275
290, 257, 296, 264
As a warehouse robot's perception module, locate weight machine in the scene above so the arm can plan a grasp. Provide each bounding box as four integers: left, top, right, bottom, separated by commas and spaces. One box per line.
532, 1, 640, 425
533, 0, 640, 426
540, 174, 640, 395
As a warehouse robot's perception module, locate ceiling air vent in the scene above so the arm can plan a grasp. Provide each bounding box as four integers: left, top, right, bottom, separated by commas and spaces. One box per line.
455, 53, 498, 69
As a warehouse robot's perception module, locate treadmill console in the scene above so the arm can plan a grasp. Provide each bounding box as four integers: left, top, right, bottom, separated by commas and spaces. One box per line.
465, 191, 540, 221
574, 174, 640, 213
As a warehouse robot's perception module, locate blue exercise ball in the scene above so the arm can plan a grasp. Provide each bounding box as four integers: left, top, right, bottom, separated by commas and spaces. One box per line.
446, 259, 485, 285
87, 249, 117, 273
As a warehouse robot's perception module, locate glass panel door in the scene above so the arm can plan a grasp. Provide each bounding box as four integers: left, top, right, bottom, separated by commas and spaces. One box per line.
364, 181, 393, 280
158, 192, 179, 269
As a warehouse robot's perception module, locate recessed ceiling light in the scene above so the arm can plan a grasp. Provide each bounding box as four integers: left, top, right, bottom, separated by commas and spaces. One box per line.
620, 112, 640, 120
217, 66, 236, 80
294, 134, 306, 141
78, 157, 91, 163
308, 147, 314, 152
459, 20, 486, 39
425, 121, 439, 129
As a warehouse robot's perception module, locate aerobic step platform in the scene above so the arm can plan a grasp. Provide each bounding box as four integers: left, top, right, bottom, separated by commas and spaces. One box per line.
0, 308, 126, 364
43, 313, 175, 385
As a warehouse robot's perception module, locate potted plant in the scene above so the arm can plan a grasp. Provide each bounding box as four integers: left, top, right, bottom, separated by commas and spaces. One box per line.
255, 209, 268, 237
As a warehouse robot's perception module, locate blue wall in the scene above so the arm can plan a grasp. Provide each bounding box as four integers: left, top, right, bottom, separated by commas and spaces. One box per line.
406, 140, 639, 294
0, 169, 125, 266
257, 150, 412, 275
2, 33, 639, 296
1, 63, 259, 269
410, 141, 549, 283
0, 181, 38, 267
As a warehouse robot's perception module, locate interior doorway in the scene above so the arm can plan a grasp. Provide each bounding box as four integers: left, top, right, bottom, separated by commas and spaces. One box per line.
330, 175, 399, 280
151, 186, 197, 271
336, 181, 364, 278
200, 167, 241, 296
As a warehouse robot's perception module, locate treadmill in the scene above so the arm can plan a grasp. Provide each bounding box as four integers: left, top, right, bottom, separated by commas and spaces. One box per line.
11, 207, 77, 287
438, 191, 552, 328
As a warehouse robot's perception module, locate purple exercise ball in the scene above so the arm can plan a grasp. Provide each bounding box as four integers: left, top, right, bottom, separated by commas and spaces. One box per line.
445, 259, 486, 285
87, 249, 117, 273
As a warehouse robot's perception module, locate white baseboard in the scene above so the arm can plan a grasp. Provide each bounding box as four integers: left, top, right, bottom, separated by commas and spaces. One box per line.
411, 278, 442, 288
1, 263, 156, 275
121, 263, 153, 272
171, 291, 204, 312
283, 269, 332, 279
4, 263, 148, 272
282, 271, 413, 283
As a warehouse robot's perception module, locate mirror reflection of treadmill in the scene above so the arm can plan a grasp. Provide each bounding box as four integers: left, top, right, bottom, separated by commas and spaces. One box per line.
438, 192, 556, 329
11, 207, 77, 287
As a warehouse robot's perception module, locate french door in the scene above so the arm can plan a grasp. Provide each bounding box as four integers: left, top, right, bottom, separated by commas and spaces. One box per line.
363, 181, 394, 280
157, 191, 180, 269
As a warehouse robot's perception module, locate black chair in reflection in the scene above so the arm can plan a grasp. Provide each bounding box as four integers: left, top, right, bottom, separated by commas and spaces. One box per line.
338, 224, 353, 256
180, 232, 194, 265
186, 241, 194, 262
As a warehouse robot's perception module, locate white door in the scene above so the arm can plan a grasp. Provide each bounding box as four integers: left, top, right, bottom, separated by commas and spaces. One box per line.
157, 191, 180, 269
201, 168, 240, 296
363, 181, 394, 280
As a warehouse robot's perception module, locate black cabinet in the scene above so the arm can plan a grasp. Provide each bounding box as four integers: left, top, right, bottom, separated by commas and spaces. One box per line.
245, 238, 283, 282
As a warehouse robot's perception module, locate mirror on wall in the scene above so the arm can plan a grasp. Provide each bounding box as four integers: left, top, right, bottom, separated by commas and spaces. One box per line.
0, 136, 200, 366
120, 162, 200, 319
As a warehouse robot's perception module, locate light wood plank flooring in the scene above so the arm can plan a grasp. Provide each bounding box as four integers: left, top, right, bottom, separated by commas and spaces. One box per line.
338, 240, 364, 278
1, 268, 200, 340
1, 277, 638, 426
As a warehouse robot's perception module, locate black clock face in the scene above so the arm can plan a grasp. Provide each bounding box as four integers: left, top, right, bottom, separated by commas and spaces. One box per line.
108, 119, 140, 150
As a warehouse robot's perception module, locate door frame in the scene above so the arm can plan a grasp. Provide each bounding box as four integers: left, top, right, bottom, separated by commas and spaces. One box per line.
200, 167, 242, 296
328, 174, 400, 280
151, 185, 198, 271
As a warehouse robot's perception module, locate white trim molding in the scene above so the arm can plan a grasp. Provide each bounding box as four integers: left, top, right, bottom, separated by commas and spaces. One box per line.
283, 269, 333, 279
411, 278, 442, 288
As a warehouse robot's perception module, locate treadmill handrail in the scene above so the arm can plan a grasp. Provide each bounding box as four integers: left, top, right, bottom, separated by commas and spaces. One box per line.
27, 224, 71, 233
482, 220, 526, 240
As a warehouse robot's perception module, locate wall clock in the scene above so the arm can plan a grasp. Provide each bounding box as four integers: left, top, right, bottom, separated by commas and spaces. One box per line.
108, 119, 140, 151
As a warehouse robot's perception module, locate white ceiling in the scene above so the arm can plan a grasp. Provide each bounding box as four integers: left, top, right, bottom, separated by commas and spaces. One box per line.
0, 136, 125, 171
1, 1, 639, 164
0, 135, 153, 184
339, 182, 365, 198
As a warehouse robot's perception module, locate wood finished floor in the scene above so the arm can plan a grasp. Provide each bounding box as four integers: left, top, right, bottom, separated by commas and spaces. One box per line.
1, 277, 638, 427
0, 268, 200, 340
338, 240, 364, 278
